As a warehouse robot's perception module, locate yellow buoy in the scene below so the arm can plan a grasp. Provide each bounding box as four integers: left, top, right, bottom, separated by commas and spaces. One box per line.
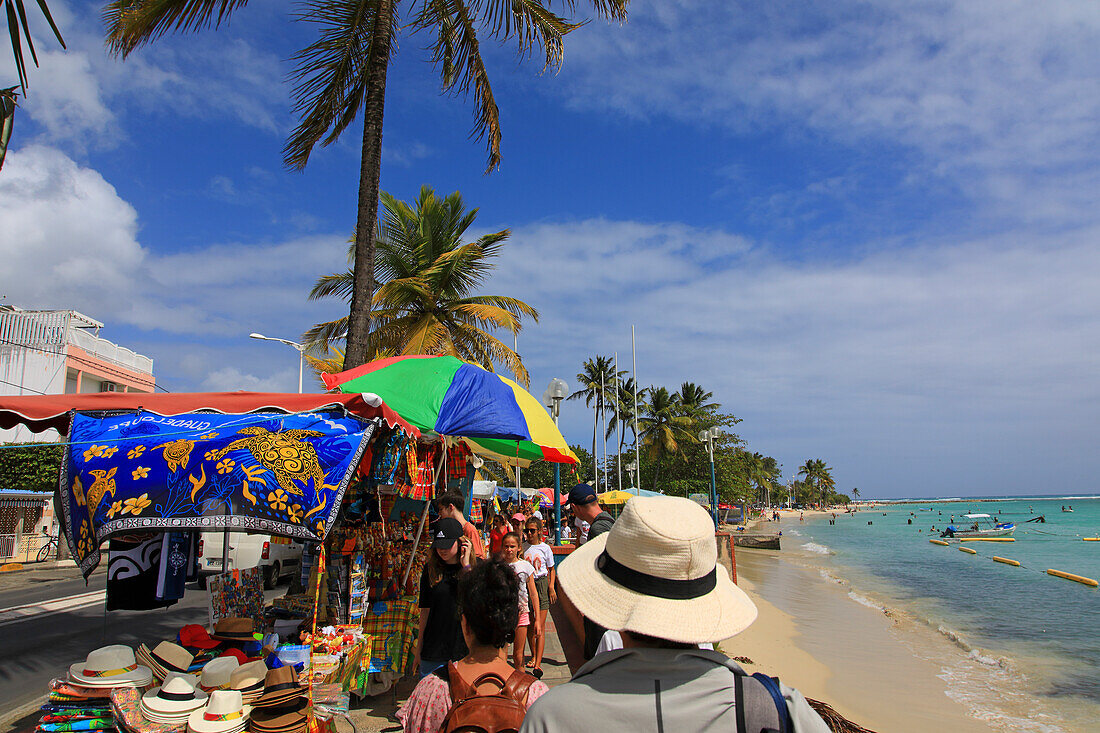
959, 537, 1015, 542
929, 539, 949, 546
993, 556, 1021, 566
960, 547, 977, 554
1046, 569, 1099, 587
1083, 538, 1100, 542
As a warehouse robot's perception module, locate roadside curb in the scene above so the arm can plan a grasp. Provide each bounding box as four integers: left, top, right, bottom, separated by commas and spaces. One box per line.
0, 562, 23, 572
0, 559, 77, 574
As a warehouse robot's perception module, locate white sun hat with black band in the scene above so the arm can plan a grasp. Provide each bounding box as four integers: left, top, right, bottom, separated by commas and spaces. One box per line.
557, 495, 757, 644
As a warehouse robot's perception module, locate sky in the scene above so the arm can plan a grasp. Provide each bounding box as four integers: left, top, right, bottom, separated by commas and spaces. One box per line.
2, 0, 1099, 499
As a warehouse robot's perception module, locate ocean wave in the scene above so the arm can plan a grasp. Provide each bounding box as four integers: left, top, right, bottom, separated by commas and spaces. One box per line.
818, 569, 845, 585
847, 591, 885, 611
936, 625, 1013, 671
787, 529, 802, 536
801, 542, 832, 555
939, 666, 1066, 733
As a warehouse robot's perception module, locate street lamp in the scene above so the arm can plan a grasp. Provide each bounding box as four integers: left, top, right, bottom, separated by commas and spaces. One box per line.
624, 459, 637, 494
698, 426, 721, 527
249, 333, 306, 393
543, 377, 568, 545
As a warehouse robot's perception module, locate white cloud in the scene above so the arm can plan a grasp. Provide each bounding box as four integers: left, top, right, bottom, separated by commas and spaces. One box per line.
555, 0, 1100, 225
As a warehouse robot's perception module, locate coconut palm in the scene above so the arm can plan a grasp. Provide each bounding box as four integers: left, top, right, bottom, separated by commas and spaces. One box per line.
104, 0, 628, 369
605, 376, 640, 455
798, 458, 834, 507
303, 185, 538, 385
637, 386, 693, 491
4, 0, 65, 93
676, 381, 718, 417
568, 356, 617, 485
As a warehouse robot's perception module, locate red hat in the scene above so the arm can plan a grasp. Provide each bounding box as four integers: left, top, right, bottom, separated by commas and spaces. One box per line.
179, 624, 220, 650
218, 647, 250, 664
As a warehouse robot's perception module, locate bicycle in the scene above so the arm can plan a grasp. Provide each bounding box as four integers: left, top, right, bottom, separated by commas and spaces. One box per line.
36, 534, 59, 563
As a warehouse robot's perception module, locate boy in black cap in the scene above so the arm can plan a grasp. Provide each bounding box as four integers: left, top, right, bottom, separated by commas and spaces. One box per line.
413, 517, 475, 677
566, 483, 615, 659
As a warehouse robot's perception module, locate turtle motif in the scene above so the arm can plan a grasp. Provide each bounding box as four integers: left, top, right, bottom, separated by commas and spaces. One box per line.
210, 427, 326, 497
156, 438, 196, 472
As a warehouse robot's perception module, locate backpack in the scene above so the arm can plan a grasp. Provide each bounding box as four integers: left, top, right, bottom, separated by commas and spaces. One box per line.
435, 662, 537, 733
732, 670, 792, 733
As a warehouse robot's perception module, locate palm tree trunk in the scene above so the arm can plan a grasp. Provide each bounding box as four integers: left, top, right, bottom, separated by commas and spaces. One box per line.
343, 0, 395, 369
651, 453, 663, 491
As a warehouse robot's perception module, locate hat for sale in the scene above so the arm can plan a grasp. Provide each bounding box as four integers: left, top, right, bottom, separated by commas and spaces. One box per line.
180, 624, 221, 651
139, 641, 195, 679
68, 645, 153, 688
219, 647, 250, 665
211, 617, 255, 643
141, 672, 208, 718
250, 666, 304, 709
248, 698, 308, 733
187, 689, 250, 733
200, 657, 240, 691
229, 661, 267, 704
431, 517, 463, 549
567, 483, 598, 506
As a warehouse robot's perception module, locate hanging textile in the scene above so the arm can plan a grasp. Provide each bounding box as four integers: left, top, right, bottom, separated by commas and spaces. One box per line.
207, 567, 264, 629
446, 442, 471, 480
469, 499, 483, 524
396, 443, 437, 502
105, 534, 175, 611
58, 409, 377, 578
360, 599, 418, 675
368, 431, 406, 485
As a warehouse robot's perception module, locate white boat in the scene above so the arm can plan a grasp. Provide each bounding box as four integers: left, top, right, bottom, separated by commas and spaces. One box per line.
941, 514, 1015, 538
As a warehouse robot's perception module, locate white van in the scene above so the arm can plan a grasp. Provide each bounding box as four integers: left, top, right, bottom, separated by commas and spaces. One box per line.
197, 531, 303, 589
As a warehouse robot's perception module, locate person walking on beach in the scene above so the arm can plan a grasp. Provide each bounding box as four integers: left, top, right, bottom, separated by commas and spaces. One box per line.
437, 493, 487, 560
568, 483, 616, 659
520, 497, 829, 733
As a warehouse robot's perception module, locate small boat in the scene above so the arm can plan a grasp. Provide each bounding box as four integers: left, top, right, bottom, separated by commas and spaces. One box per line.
941, 514, 1015, 539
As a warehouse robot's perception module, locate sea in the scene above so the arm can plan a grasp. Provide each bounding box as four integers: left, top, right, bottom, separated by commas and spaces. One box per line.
779, 495, 1100, 733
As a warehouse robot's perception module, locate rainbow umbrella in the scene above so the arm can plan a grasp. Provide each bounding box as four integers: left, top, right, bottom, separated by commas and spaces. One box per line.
322, 355, 577, 465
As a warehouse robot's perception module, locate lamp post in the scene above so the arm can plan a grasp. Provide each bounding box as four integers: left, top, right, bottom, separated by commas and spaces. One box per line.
698, 427, 721, 527
250, 333, 305, 393
624, 459, 637, 494
543, 377, 569, 545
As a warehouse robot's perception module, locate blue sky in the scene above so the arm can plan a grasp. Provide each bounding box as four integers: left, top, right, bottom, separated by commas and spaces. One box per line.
2, 0, 1099, 498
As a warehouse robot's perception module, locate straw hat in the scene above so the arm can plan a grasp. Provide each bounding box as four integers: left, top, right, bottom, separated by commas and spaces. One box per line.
557, 496, 758, 644
200, 657, 240, 691
141, 672, 208, 718
138, 641, 195, 679
229, 661, 268, 704
68, 645, 153, 688
187, 689, 250, 733
250, 666, 304, 709
211, 617, 255, 643
248, 699, 308, 733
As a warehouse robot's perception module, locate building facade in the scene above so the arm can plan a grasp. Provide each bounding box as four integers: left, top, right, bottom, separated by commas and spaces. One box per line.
0, 307, 156, 443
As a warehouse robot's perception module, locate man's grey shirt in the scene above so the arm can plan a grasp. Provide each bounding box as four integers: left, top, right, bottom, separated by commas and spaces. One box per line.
520, 647, 830, 733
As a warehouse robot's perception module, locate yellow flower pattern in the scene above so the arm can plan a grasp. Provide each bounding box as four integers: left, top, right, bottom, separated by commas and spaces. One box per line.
216, 458, 236, 474
288, 504, 303, 524
267, 489, 288, 512
127, 445, 146, 460
132, 466, 150, 480
200, 432, 220, 440
106, 500, 124, 519
204, 450, 218, 461
122, 493, 151, 516
101, 446, 119, 458
83, 445, 105, 461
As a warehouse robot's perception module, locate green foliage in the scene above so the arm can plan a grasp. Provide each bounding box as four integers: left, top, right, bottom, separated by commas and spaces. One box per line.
509, 445, 592, 489
0, 442, 64, 492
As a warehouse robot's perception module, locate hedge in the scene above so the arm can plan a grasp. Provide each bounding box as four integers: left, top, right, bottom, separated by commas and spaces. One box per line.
0, 442, 65, 493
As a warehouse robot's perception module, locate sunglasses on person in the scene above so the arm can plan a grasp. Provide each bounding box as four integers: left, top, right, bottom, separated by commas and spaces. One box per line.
525, 527, 539, 533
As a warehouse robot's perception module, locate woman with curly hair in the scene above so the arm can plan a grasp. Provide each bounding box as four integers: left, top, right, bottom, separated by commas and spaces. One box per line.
397, 558, 551, 732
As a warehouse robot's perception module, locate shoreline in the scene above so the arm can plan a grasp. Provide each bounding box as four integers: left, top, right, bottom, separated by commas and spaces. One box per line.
726, 548, 998, 733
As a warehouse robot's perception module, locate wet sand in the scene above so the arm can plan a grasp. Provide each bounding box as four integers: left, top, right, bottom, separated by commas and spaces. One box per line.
725, 549, 999, 733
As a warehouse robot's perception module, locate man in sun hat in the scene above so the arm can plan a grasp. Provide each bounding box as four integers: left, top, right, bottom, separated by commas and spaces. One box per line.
521, 496, 829, 733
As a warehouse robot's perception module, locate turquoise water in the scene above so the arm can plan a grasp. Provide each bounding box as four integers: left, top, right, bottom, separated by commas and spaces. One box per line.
786, 496, 1100, 730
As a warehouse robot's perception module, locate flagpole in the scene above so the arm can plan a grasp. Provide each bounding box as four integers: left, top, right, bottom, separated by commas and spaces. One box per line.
600, 369, 608, 493
615, 352, 622, 493
632, 326, 640, 496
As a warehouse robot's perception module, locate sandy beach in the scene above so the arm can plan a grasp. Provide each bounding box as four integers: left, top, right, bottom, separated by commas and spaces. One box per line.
726, 548, 999, 733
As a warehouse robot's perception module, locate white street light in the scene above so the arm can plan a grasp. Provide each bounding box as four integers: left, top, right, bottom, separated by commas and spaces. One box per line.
250, 332, 306, 393
546, 377, 568, 545
698, 427, 721, 527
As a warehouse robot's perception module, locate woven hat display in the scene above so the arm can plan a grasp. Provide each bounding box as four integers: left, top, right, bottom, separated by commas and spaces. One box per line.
68, 645, 153, 688
250, 667, 304, 709
138, 641, 195, 680
210, 617, 255, 643
179, 624, 221, 651
229, 661, 268, 704
247, 698, 308, 733
187, 689, 251, 733
141, 672, 208, 722
200, 657, 240, 691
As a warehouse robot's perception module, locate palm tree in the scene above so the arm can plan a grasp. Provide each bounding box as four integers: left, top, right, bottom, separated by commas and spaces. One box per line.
852, 487, 861, 502
676, 382, 719, 417
568, 356, 617, 486
798, 458, 834, 507
303, 185, 538, 384
4, 0, 64, 94
605, 376, 640, 457
637, 386, 693, 491
104, 0, 628, 369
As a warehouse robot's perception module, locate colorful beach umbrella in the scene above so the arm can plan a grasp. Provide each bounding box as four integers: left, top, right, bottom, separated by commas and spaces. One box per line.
597, 489, 639, 505
322, 355, 577, 465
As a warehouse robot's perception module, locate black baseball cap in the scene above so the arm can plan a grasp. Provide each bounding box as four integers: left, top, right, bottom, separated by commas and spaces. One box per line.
568, 483, 598, 506
432, 517, 463, 548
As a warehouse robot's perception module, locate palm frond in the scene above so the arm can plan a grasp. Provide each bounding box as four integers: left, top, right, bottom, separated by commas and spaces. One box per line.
104, 0, 246, 57
6, 0, 65, 92
476, 0, 578, 70
307, 270, 355, 301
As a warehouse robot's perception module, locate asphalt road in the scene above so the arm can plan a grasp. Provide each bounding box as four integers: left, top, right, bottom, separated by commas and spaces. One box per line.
0, 564, 282, 731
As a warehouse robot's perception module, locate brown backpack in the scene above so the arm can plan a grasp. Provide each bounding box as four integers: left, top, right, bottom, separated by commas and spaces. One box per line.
436, 662, 537, 733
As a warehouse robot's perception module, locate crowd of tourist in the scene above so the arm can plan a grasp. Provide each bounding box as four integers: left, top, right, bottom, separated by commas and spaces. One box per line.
398, 485, 831, 732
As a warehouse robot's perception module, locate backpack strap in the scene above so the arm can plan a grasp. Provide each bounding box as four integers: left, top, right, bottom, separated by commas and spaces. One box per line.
734, 673, 747, 733
445, 662, 477, 703
501, 668, 537, 706
750, 673, 791, 733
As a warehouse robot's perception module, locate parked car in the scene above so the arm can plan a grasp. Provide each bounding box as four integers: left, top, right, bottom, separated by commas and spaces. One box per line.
197, 531, 302, 589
